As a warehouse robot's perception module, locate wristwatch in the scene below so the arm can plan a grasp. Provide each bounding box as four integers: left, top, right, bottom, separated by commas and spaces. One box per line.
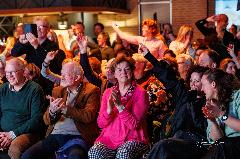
219, 112, 228, 122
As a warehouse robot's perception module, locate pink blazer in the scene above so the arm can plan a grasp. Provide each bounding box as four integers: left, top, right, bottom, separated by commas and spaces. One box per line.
95, 85, 149, 149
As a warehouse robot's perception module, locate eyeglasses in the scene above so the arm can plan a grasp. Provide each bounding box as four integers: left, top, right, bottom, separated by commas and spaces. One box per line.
37, 25, 48, 29
5, 68, 24, 76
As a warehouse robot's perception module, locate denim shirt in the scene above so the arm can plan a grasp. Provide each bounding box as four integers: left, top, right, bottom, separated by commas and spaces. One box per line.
207, 89, 240, 142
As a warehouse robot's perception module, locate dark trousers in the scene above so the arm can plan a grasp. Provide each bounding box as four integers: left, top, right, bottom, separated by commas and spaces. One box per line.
202, 136, 240, 159
21, 134, 87, 159
148, 130, 208, 159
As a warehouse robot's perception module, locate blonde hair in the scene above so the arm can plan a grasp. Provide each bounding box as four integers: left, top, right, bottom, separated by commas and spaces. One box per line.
132, 53, 147, 63
33, 16, 49, 28
176, 25, 193, 42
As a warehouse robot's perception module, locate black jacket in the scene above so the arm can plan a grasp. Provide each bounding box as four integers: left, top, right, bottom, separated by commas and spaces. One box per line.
195, 18, 236, 60
144, 52, 207, 137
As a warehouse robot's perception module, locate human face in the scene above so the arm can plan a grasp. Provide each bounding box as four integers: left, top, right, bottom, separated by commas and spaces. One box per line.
198, 53, 213, 68
195, 49, 204, 62
5, 62, 25, 86
142, 25, 151, 37
94, 25, 102, 36
24, 68, 33, 80
190, 72, 202, 92
97, 34, 106, 47
114, 61, 132, 84
35, 20, 49, 39
201, 75, 217, 100
74, 24, 84, 36
177, 58, 189, 79
60, 63, 77, 88
225, 62, 236, 75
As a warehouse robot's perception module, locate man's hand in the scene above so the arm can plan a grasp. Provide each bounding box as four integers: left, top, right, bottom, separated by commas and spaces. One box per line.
47, 95, 65, 115
44, 50, 59, 64
206, 15, 218, 22
26, 33, 39, 49
0, 132, 13, 149
19, 35, 28, 44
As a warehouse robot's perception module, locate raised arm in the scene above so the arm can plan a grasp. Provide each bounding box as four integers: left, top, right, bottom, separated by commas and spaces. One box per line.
195, 16, 217, 36
112, 23, 141, 45
41, 51, 61, 84
77, 35, 103, 88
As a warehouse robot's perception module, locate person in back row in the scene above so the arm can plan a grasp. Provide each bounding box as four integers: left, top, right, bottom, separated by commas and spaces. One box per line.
112, 19, 167, 59
11, 16, 65, 94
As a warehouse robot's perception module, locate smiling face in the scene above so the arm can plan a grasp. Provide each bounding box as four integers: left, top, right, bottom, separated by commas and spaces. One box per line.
201, 74, 217, 100
225, 62, 236, 75
190, 72, 202, 92
142, 25, 152, 37
114, 61, 133, 84
5, 59, 25, 87
35, 20, 49, 39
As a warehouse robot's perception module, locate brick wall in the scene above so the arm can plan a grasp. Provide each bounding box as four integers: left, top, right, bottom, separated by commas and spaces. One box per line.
172, 0, 208, 41
97, 0, 139, 43
208, 0, 215, 17
97, 0, 216, 43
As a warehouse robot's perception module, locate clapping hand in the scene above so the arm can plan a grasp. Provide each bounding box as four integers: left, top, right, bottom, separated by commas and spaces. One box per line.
47, 95, 65, 115
0, 132, 12, 149
202, 99, 225, 121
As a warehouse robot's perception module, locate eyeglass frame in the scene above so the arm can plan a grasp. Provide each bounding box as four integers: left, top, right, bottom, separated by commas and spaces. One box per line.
5, 68, 24, 76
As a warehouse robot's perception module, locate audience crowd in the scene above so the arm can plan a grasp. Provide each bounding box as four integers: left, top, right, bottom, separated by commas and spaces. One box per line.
0, 13, 239, 159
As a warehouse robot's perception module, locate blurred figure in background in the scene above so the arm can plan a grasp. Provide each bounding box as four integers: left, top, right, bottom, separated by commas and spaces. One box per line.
169, 25, 195, 58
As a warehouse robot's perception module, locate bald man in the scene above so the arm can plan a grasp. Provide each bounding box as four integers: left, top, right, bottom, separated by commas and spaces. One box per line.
0, 58, 45, 159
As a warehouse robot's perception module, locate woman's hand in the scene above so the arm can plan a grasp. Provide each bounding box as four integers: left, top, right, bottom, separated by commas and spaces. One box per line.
112, 22, 119, 31
202, 99, 225, 121
107, 94, 115, 115
44, 50, 59, 64
111, 89, 125, 112
76, 35, 87, 54
139, 43, 149, 56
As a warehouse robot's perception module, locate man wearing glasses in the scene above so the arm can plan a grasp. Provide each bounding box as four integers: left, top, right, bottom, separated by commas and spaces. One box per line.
0, 57, 45, 159
11, 16, 65, 95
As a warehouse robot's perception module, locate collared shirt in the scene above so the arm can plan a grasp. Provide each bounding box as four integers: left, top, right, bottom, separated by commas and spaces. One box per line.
52, 84, 82, 135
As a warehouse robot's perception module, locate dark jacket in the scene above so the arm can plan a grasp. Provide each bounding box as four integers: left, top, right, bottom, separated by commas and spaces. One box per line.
144, 52, 207, 137
11, 39, 65, 94
195, 18, 236, 60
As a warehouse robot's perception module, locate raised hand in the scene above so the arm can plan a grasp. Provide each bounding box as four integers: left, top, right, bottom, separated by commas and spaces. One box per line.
19, 34, 28, 44
138, 43, 149, 56
44, 50, 59, 64
76, 35, 87, 54
206, 15, 218, 23
26, 33, 39, 49
112, 22, 120, 31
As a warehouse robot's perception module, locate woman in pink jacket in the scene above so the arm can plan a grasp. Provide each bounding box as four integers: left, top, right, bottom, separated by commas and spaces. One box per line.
88, 55, 149, 159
